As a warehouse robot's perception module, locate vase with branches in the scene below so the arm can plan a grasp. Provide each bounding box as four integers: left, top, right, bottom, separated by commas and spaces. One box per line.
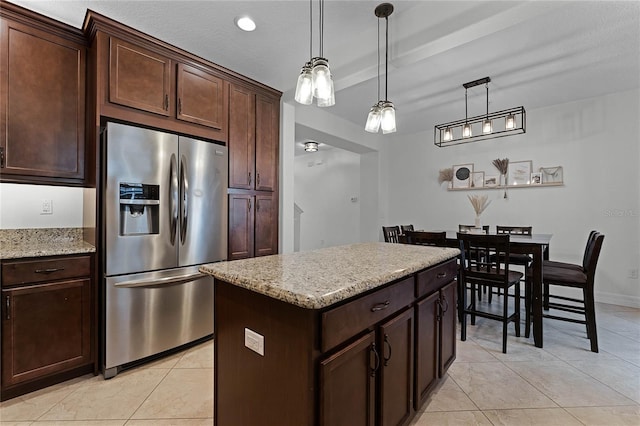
468, 194, 491, 228
438, 167, 453, 188
492, 158, 509, 198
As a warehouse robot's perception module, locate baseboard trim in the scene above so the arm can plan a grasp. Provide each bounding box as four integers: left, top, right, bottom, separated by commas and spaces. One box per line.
595, 291, 640, 309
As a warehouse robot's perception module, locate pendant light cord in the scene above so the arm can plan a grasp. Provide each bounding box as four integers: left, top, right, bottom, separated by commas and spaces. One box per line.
309, 0, 312, 59
486, 83, 489, 117
384, 14, 389, 101
465, 88, 468, 122
319, 0, 324, 58
377, 18, 380, 101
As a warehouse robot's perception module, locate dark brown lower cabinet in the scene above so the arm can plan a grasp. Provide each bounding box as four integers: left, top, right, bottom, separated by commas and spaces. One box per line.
1, 254, 95, 400
414, 280, 457, 408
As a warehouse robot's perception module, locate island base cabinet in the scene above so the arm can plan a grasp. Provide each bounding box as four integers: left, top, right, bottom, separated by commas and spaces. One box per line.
320, 331, 376, 426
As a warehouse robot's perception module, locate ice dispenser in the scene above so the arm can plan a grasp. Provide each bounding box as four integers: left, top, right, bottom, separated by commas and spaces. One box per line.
119, 183, 160, 236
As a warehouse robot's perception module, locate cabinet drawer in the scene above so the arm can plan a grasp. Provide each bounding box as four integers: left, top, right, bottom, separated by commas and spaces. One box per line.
321, 276, 414, 352
2, 256, 91, 286
415, 259, 457, 299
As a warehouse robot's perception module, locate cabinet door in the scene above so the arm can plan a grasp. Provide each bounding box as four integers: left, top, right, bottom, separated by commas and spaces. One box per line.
109, 37, 171, 116
320, 331, 376, 426
255, 94, 278, 192
379, 308, 414, 426
0, 19, 85, 180
414, 291, 439, 409
255, 193, 277, 257
1, 279, 91, 387
228, 194, 254, 260
439, 281, 457, 376
228, 84, 255, 189
176, 63, 226, 130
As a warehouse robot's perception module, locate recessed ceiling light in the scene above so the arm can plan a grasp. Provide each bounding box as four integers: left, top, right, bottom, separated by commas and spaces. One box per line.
235, 16, 256, 32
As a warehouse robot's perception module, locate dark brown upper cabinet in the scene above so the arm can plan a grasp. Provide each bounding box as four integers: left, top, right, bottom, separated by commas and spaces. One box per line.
0, 6, 86, 185
176, 63, 225, 130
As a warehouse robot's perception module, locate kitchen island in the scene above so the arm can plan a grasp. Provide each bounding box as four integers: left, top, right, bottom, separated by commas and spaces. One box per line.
200, 242, 460, 426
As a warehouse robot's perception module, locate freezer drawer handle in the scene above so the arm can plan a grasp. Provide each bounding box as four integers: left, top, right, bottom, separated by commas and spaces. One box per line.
114, 272, 207, 288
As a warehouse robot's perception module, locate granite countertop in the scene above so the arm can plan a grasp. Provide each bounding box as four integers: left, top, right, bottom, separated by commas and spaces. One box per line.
200, 242, 460, 309
0, 228, 96, 260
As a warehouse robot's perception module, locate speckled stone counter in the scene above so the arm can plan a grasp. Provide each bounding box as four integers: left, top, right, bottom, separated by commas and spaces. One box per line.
0, 228, 96, 260
200, 242, 459, 309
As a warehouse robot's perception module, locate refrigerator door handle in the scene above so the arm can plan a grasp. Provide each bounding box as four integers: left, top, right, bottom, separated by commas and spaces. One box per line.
170, 154, 179, 245
180, 155, 189, 244
114, 272, 207, 289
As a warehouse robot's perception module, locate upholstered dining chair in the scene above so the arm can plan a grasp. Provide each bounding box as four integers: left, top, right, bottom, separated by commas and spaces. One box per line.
538, 232, 605, 352
495, 226, 533, 336
382, 226, 401, 243
458, 233, 523, 353
403, 230, 447, 247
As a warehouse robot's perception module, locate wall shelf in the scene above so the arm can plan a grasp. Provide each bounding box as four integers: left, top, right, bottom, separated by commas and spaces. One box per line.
447, 182, 564, 191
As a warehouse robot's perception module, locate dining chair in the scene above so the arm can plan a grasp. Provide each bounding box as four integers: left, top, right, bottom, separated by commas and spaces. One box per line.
382, 226, 401, 243
538, 232, 605, 352
400, 224, 414, 234
458, 233, 523, 353
403, 230, 446, 246
495, 226, 533, 336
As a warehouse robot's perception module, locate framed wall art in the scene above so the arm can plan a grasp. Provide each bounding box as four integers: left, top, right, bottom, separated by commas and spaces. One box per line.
508, 160, 532, 186
530, 172, 542, 184
471, 171, 485, 188
452, 163, 474, 188
484, 175, 498, 187
540, 166, 563, 184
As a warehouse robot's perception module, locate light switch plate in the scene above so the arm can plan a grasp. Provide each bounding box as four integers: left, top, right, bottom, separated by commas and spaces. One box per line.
244, 328, 264, 356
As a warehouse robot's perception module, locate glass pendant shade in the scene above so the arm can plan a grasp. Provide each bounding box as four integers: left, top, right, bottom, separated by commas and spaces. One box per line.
380, 101, 396, 134
505, 114, 516, 130
316, 75, 335, 107
311, 58, 334, 104
482, 118, 493, 134
294, 63, 314, 105
365, 103, 382, 133
462, 123, 472, 138
443, 127, 452, 141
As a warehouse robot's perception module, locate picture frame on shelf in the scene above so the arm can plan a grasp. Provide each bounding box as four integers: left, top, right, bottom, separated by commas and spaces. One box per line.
530, 172, 542, 184
540, 166, 563, 183
471, 171, 484, 188
484, 175, 498, 187
508, 160, 532, 186
452, 163, 474, 188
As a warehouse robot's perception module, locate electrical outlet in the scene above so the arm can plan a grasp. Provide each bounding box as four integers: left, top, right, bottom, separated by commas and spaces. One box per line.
629, 269, 639, 279
244, 328, 264, 356
40, 199, 53, 215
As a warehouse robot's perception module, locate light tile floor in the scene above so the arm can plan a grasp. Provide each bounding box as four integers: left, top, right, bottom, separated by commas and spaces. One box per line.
1, 302, 638, 425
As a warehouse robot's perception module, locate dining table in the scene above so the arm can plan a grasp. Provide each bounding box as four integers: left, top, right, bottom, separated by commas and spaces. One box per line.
443, 231, 553, 348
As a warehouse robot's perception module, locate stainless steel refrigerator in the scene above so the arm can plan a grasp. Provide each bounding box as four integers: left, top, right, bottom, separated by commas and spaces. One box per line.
102, 122, 227, 378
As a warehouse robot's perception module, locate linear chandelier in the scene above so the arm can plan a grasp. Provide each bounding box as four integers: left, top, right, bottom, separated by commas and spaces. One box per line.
364, 3, 396, 134
294, 0, 335, 107
434, 77, 525, 147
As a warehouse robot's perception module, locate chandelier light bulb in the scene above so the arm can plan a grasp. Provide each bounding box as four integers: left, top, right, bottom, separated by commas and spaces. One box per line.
462, 123, 472, 138
482, 118, 493, 134
365, 103, 382, 133
380, 101, 396, 134
505, 114, 516, 130
312, 58, 333, 104
443, 127, 452, 141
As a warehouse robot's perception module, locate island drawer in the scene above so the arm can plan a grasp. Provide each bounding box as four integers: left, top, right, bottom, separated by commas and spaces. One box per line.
415, 259, 457, 298
1, 255, 91, 287
321, 276, 414, 352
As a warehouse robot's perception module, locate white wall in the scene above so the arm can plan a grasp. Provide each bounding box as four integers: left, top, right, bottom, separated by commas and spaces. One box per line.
382, 89, 640, 307
0, 183, 84, 229
294, 149, 361, 251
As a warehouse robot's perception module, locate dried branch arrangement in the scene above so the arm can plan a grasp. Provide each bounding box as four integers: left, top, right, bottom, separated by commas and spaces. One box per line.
438, 167, 453, 184
492, 158, 509, 175
468, 194, 491, 215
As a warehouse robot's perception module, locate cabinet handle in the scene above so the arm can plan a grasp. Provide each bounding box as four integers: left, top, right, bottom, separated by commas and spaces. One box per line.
257, 172, 260, 186
370, 300, 390, 312
164, 94, 169, 110
0, 147, 4, 168
34, 268, 64, 274
441, 294, 449, 313
383, 334, 392, 366
248, 172, 251, 185
248, 199, 252, 212
178, 98, 182, 114
437, 272, 447, 279
370, 343, 380, 377
5, 296, 9, 320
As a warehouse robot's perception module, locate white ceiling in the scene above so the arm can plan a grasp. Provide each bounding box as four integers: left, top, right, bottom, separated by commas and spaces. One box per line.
10, 0, 640, 140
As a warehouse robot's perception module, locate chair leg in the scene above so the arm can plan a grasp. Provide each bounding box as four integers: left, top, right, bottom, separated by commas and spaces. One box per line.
461, 281, 467, 342
514, 282, 521, 338
502, 289, 509, 353
471, 283, 477, 326
584, 287, 599, 353
543, 283, 550, 310
524, 277, 532, 339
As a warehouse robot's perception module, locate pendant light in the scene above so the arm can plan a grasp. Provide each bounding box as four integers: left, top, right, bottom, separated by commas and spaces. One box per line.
482, 82, 492, 134
294, 0, 334, 107
365, 3, 396, 134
